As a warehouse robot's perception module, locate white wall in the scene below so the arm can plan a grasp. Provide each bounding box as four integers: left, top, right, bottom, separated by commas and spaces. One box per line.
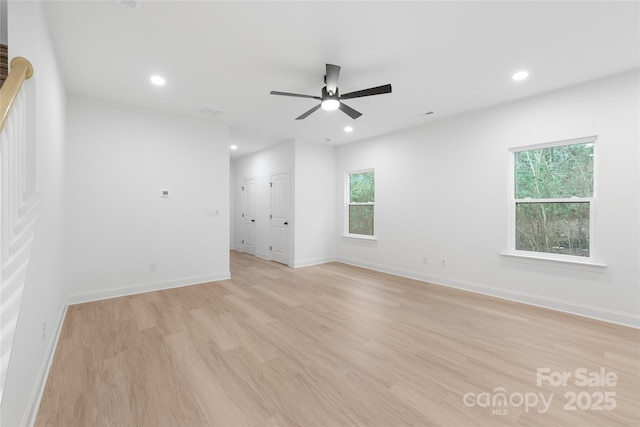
64, 96, 231, 302
294, 139, 336, 267
231, 140, 294, 261
336, 70, 639, 327
2, 1, 68, 425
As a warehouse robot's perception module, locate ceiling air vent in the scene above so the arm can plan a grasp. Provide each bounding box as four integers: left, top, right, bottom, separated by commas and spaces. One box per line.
198, 106, 225, 118
116, 0, 143, 12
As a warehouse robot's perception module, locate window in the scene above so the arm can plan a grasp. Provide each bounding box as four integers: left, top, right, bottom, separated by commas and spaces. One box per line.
509, 136, 596, 261
346, 169, 375, 237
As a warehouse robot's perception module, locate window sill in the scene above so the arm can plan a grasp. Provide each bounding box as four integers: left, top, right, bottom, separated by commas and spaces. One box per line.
500, 251, 607, 270
342, 234, 377, 241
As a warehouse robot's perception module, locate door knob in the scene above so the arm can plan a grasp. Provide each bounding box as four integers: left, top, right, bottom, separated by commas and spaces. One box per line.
251, 219, 255, 222
284, 221, 288, 225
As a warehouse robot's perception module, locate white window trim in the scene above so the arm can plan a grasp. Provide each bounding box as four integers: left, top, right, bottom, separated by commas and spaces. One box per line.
500, 251, 606, 270
345, 168, 375, 238
505, 135, 602, 265
342, 233, 378, 241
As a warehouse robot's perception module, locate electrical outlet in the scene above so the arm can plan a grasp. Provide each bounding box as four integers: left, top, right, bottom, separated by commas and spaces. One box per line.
150, 263, 157, 272
42, 321, 46, 340
441, 259, 447, 268
422, 256, 428, 265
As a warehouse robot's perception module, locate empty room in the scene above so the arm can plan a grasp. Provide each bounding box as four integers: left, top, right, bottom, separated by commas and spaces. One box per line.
1, 1, 638, 426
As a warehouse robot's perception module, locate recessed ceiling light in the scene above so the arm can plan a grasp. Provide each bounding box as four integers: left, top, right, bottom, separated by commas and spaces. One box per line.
344, 126, 353, 133
512, 71, 529, 81
230, 145, 238, 150
150, 75, 166, 86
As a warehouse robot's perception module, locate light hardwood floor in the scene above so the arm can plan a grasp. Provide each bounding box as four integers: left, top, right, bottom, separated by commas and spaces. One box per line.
36, 251, 639, 426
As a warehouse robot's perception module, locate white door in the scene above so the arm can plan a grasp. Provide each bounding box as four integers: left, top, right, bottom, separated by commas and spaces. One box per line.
242, 178, 256, 255
270, 172, 290, 265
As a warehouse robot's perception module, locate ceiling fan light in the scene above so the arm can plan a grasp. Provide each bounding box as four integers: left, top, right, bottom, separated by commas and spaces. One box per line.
321, 99, 340, 111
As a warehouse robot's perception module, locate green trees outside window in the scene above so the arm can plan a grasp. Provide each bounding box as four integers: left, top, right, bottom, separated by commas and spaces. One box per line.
348, 170, 375, 236
513, 140, 594, 257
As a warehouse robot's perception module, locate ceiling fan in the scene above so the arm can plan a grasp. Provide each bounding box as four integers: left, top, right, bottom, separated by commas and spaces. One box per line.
270, 64, 392, 120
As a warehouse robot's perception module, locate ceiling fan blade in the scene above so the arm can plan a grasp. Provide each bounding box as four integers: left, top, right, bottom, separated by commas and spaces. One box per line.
271, 91, 321, 100
295, 104, 322, 120
340, 84, 392, 100
325, 64, 341, 94
339, 102, 362, 120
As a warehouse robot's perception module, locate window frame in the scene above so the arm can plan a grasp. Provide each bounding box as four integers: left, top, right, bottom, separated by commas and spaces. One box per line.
344, 168, 376, 239
507, 136, 597, 264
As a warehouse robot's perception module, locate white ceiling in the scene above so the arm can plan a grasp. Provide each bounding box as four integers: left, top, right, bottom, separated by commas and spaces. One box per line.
41, 1, 639, 158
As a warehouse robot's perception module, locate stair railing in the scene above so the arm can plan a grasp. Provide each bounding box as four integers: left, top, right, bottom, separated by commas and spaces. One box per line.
0, 56, 37, 405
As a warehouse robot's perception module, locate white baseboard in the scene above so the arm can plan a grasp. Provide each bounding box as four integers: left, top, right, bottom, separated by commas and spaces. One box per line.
336, 257, 639, 329
22, 302, 68, 427
293, 257, 336, 268
67, 273, 231, 305
255, 252, 270, 261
